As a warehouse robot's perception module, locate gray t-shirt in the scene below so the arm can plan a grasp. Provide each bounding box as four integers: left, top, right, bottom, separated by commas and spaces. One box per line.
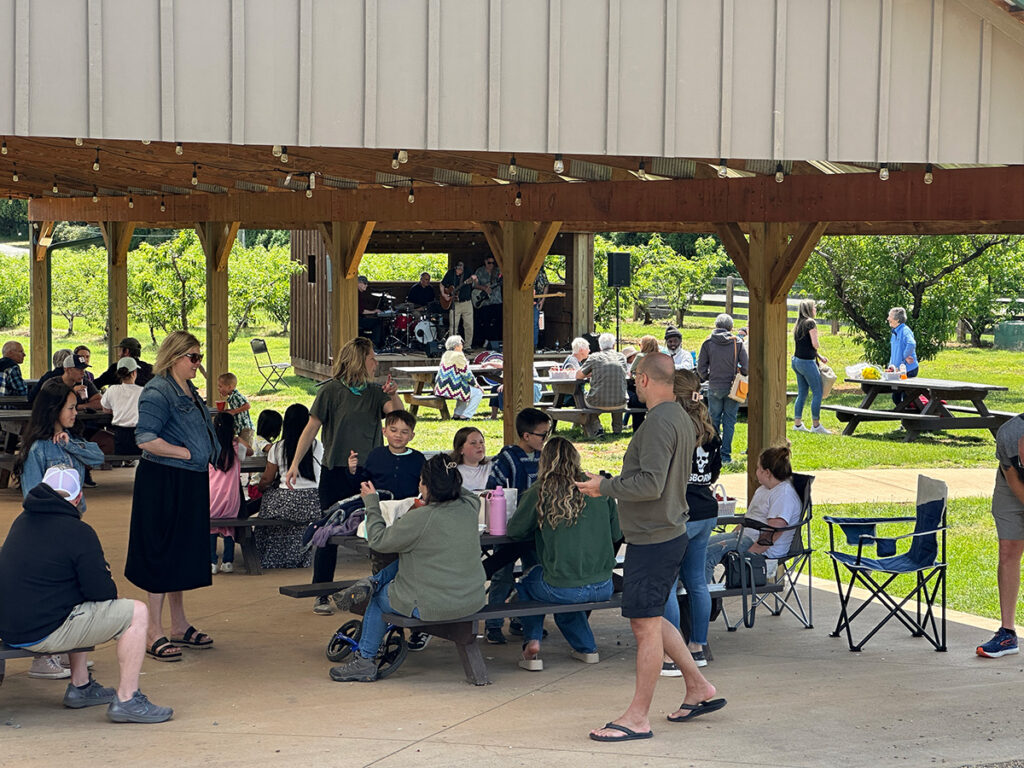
310, 380, 390, 469
993, 414, 1024, 515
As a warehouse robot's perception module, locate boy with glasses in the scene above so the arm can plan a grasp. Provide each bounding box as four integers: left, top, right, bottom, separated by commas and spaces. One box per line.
483, 408, 551, 644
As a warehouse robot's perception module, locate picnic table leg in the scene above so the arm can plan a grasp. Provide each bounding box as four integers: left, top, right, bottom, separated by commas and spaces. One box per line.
412, 621, 490, 685
439, 400, 451, 420
235, 525, 263, 576
971, 396, 1003, 437
842, 387, 882, 436
407, 377, 426, 416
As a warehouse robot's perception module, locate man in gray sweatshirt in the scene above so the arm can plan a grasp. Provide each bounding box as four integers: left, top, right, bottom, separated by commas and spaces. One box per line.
578, 353, 724, 742
697, 313, 748, 463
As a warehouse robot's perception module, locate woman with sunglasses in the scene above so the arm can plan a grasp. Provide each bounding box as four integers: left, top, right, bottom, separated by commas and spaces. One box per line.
125, 331, 219, 663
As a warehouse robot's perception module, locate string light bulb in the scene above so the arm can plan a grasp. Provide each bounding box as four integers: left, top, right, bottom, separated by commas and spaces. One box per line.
637, 161, 646, 180
775, 163, 785, 183
141, 139, 151, 145
191, 162, 198, 186
514, 188, 522, 207
879, 163, 889, 181
718, 158, 728, 178
280, 146, 288, 163
11, 163, 17, 182
508, 155, 517, 177
391, 151, 400, 170
52, 179, 58, 194
924, 164, 933, 185
272, 144, 282, 157
128, 195, 134, 209
1, 140, 7, 155
93, 150, 100, 172
553, 154, 564, 174
397, 149, 408, 164
175, 142, 183, 155
305, 188, 313, 198
75, 137, 83, 146
407, 181, 415, 204
92, 188, 98, 203
160, 196, 166, 212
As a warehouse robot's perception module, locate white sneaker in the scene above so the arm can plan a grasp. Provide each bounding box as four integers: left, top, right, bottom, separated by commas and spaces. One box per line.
219, 562, 233, 573
211, 563, 219, 575
570, 649, 600, 664
811, 424, 832, 434
793, 423, 811, 432
29, 655, 71, 679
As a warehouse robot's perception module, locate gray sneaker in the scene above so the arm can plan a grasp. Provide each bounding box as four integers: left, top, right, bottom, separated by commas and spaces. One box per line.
331, 577, 373, 613
63, 678, 116, 708
106, 690, 174, 724
329, 654, 379, 683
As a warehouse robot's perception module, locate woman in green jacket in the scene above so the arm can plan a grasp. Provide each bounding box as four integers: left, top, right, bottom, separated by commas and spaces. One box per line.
509, 436, 621, 672
329, 454, 486, 682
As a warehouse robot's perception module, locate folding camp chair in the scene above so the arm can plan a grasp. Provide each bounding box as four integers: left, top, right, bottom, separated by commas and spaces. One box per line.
250, 338, 291, 391
715, 472, 815, 632
824, 474, 947, 652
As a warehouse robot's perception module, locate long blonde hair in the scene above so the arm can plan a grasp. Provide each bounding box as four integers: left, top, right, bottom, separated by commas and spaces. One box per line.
638, 335, 659, 355
153, 331, 201, 376
674, 369, 715, 445
795, 299, 816, 340
332, 337, 374, 385
536, 437, 586, 529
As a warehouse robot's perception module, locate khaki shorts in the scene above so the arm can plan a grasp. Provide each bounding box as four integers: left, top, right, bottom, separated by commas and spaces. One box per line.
992, 504, 1024, 541
24, 599, 134, 654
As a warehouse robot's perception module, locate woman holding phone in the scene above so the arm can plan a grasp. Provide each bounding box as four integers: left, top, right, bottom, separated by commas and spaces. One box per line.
285, 337, 402, 614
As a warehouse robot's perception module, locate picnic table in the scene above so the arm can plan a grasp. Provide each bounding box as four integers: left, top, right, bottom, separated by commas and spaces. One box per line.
821, 376, 1013, 439
394, 361, 557, 419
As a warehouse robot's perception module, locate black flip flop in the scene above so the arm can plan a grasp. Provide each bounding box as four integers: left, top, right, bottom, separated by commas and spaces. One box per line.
667, 698, 727, 722
589, 722, 654, 742
146, 636, 182, 662
171, 625, 214, 648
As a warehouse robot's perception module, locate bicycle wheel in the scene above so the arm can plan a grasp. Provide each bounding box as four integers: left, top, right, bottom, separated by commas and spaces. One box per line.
326, 619, 362, 662
375, 627, 409, 679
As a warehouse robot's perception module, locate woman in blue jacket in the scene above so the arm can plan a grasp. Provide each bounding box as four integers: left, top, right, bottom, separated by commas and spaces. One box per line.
125, 331, 218, 663
887, 307, 919, 405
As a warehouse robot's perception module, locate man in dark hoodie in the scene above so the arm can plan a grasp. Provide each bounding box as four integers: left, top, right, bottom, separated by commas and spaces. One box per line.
697, 314, 748, 464
0, 466, 172, 723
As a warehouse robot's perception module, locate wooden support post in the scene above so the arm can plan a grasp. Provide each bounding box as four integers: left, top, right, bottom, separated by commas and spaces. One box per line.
569, 233, 594, 338
196, 221, 240, 404
29, 222, 54, 378
725, 276, 735, 315
99, 221, 136, 364
317, 221, 375, 367
501, 221, 542, 446
745, 223, 789, 497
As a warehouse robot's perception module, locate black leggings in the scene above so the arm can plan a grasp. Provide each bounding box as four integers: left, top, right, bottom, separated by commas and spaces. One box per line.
312, 465, 358, 584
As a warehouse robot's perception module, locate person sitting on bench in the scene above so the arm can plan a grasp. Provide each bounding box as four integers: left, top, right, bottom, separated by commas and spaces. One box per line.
0, 466, 173, 723
508, 436, 621, 671
327, 454, 486, 682
575, 333, 629, 436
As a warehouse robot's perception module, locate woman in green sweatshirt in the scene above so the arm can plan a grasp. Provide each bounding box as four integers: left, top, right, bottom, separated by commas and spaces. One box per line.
328, 454, 486, 682
509, 437, 622, 672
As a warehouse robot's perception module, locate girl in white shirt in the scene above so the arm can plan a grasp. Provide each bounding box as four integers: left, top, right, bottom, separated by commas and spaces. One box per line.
452, 426, 491, 491
100, 358, 144, 455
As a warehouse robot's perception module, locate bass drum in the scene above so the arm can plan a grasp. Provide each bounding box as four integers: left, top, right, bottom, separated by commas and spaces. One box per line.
414, 319, 438, 344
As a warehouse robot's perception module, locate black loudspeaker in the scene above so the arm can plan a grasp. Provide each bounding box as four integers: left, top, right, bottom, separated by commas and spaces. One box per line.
608, 251, 631, 287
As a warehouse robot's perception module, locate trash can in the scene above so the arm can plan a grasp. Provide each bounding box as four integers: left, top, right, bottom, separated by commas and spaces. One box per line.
994, 321, 1024, 351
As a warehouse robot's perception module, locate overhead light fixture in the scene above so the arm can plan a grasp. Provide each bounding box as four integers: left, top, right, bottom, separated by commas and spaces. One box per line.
392, 151, 400, 170
637, 161, 646, 180
128, 195, 134, 209
1, 140, 7, 155
141, 139, 151, 145
397, 149, 408, 164
514, 188, 522, 207
879, 163, 889, 181
74, 137, 83, 146
191, 162, 198, 186
11, 163, 17, 182
509, 155, 517, 177
272, 144, 282, 157
175, 142, 183, 156
305, 188, 312, 198
407, 181, 415, 204
160, 195, 166, 212
52, 179, 58, 194
92, 188, 98, 203
280, 146, 289, 163
924, 163, 933, 185
553, 154, 564, 174
93, 150, 100, 172
775, 163, 785, 183
718, 158, 728, 178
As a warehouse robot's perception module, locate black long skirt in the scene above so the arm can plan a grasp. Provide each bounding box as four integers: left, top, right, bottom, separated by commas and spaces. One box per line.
125, 459, 212, 594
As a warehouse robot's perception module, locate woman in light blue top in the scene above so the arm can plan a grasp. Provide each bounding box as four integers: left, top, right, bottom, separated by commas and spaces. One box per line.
125, 331, 219, 662
887, 306, 919, 406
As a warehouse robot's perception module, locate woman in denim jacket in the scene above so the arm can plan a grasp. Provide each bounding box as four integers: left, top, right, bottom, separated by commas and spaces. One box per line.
124, 331, 218, 663
15, 380, 105, 513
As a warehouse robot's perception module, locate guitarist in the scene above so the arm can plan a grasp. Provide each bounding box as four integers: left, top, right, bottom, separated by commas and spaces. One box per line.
441, 261, 477, 349
533, 260, 550, 347
472, 256, 503, 349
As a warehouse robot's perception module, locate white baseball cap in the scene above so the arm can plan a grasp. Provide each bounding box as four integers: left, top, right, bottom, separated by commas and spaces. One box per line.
42, 465, 82, 502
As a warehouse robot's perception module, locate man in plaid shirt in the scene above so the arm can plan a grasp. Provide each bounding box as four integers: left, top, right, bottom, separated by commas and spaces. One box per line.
0, 341, 28, 408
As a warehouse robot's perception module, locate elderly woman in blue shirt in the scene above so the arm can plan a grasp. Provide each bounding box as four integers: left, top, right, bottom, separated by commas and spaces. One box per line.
124, 331, 218, 662
887, 307, 919, 405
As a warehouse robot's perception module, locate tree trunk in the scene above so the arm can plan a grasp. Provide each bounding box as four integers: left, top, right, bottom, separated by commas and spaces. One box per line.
148, 324, 157, 345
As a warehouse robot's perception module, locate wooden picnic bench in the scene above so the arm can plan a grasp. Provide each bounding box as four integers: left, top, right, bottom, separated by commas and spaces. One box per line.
210, 516, 291, 575
394, 362, 556, 419
1, 643, 94, 687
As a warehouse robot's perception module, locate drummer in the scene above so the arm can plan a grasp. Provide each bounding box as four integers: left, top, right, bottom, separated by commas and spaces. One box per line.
357, 275, 384, 349
406, 272, 436, 309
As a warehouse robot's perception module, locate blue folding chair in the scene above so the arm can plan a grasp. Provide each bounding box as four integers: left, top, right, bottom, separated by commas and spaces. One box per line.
824, 475, 947, 652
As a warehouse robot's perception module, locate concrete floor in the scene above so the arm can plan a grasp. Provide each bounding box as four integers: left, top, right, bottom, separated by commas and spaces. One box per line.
1, 468, 1022, 768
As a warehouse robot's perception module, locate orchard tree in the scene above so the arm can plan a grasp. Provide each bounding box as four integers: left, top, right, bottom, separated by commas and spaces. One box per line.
127, 231, 206, 338
655, 235, 727, 325
228, 244, 304, 340
51, 247, 106, 336
0, 252, 29, 328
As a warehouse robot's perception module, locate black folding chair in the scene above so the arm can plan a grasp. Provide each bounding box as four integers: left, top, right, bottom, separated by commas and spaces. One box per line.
824, 474, 947, 652
250, 338, 291, 391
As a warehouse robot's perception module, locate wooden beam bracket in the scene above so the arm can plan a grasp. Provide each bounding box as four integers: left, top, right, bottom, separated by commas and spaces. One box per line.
519, 221, 562, 290
476, 221, 505, 271
715, 222, 750, 284
769, 221, 829, 302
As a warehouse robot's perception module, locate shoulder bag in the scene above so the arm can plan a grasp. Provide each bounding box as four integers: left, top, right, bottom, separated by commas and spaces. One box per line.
727, 339, 748, 403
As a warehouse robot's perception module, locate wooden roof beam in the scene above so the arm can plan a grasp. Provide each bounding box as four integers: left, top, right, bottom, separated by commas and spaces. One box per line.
519, 221, 562, 289
770, 222, 829, 302
715, 223, 750, 284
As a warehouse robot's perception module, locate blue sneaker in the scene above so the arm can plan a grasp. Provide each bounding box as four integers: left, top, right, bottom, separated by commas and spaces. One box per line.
977, 627, 1018, 658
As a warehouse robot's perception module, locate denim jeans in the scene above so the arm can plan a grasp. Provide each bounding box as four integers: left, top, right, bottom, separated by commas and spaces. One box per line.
486, 546, 539, 629
704, 531, 754, 583
210, 534, 234, 564
707, 388, 739, 462
892, 366, 919, 406
792, 356, 823, 422
357, 560, 420, 659
454, 386, 484, 418
514, 566, 613, 654
662, 516, 717, 646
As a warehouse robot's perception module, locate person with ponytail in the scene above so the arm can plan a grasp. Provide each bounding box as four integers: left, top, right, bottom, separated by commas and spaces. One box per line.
208, 412, 253, 574
661, 370, 722, 673
506, 436, 621, 672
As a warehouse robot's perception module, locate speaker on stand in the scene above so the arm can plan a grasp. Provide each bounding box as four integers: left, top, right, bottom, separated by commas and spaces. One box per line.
607, 252, 631, 350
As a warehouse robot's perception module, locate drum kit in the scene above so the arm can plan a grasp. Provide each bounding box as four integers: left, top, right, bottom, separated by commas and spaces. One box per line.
372, 293, 448, 354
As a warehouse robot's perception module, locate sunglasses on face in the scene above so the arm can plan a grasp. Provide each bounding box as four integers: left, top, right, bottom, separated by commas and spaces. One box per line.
180, 352, 203, 364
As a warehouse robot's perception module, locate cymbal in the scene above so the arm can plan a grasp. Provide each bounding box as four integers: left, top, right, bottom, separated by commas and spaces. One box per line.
395, 302, 416, 312
371, 292, 397, 299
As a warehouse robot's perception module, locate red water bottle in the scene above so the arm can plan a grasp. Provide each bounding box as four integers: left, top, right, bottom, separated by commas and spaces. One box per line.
487, 486, 507, 535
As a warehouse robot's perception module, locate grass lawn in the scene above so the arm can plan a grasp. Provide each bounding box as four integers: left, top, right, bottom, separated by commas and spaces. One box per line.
809, 496, 1014, 626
